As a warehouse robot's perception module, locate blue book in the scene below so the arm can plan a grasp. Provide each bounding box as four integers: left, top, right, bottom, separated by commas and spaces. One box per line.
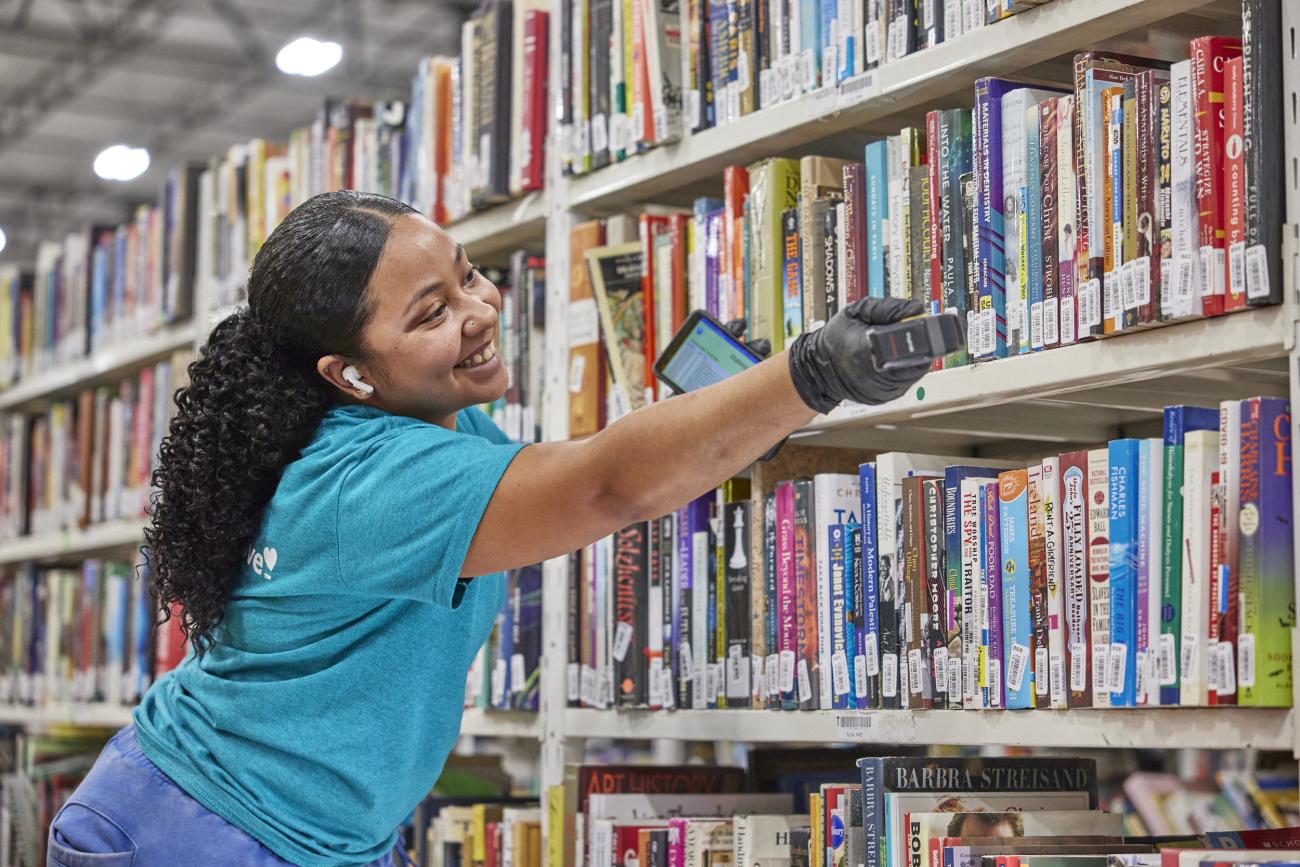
1158, 405, 1218, 705
858, 463, 880, 708
845, 523, 861, 707
864, 140, 889, 298
1026, 106, 1044, 351
998, 471, 1032, 708
705, 208, 725, 317
709, 0, 730, 125
1108, 439, 1142, 706
829, 524, 849, 709
818, 0, 837, 89
801, 0, 820, 92
973, 78, 1035, 359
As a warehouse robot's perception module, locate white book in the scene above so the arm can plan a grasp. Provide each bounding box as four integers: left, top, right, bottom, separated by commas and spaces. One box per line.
734, 815, 810, 867
959, 475, 997, 708
836, 202, 849, 311
886, 792, 1091, 867
1179, 429, 1217, 706
887, 135, 906, 299
1056, 96, 1079, 346
691, 521, 709, 708
1040, 457, 1067, 707
814, 473, 861, 708
1139, 438, 1165, 705
1086, 447, 1110, 706
588, 793, 794, 823
1168, 60, 1201, 318
1001, 87, 1063, 353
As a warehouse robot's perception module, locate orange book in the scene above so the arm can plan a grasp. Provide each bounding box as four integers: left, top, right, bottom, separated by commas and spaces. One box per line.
432, 59, 454, 225
639, 215, 671, 401
569, 221, 607, 437
723, 166, 749, 322
669, 213, 689, 333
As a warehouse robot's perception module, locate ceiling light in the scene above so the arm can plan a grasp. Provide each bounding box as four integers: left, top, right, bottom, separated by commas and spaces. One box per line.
93, 145, 150, 182
276, 37, 342, 76
0, 227, 6, 255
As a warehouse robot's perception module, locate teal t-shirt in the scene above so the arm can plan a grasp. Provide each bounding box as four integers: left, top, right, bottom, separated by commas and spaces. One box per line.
133, 405, 524, 867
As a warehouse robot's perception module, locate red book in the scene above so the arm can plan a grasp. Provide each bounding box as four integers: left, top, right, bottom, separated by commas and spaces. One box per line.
926, 110, 944, 369
723, 167, 750, 322
1191, 35, 1243, 316
154, 602, 187, 676
843, 163, 867, 305
776, 481, 797, 708
1207, 469, 1223, 705
668, 214, 689, 333
1223, 55, 1246, 313
639, 214, 671, 401
572, 765, 746, 814
520, 11, 549, 192
1059, 449, 1093, 709
632, 0, 653, 145
485, 821, 500, 867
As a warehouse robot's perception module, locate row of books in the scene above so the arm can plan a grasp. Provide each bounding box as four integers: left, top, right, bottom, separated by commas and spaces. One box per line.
0, 170, 198, 387
554, 758, 1300, 867
482, 252, 547, 445
1121, 770, 1299, 836
565, 396, 1293, 711
465, 565, 544, 711
0, 553, 185, 709
557, 0, 1055, 175
407, 800, 542, 867
0, 353, 189, 541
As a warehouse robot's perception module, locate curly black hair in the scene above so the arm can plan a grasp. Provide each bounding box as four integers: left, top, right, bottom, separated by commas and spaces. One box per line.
145, 190, 418, 654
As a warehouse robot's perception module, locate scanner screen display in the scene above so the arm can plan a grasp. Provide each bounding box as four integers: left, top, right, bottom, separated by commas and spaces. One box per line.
660, 317, 758, 392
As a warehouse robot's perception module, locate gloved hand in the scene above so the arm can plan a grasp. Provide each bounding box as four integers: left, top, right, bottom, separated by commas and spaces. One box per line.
787, 297, 931, 413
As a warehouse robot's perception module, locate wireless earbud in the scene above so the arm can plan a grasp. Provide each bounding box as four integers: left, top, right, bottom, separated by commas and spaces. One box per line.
342, 365, 374, 397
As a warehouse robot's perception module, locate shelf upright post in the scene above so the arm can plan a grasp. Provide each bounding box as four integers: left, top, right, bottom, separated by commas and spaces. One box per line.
1283, 0, 1300, 759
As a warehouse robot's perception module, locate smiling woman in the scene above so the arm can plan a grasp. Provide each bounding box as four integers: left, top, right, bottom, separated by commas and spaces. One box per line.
44, 190, 930, 867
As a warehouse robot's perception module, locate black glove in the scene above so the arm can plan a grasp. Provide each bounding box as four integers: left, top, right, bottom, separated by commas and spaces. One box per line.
787, 297, 931, 413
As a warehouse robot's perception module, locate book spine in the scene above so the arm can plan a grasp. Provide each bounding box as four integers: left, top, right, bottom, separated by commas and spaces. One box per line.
944, 110, 974, 366
859, 464, 880, 708
1057, 96, 1078, 345
521, 11, 549, 191
1040, 458, 1067, 708
782, 208, 803, 341
1026, 104, 1044, 351
1191, 37, 1241, 316
877, 464, 901, 709
1242, 0, 1284, 305
902, 477, 930, 708
777, 482, 798, 708
1026, 464, 1049, 706
1135, 72, 1159, 324
1224, 57, 1247, 312
1240, 398, 1294, 705
764, 492, 780, 709
1179, 429, 1217, 706
847, 524, 864, 707
829, 524, 849, 708
1169, 61, 1201, 320
959, 477, 985, 708
912, 165, 931, 308
1103, 88, 1123, 334
1217, 401, 1241, 706
1001, 90, 1028, 354
923, 479, 948, 708
859, 759, 881, 867
1039, 99, 1060, 349
997, 470, 1032, 708
677, 506, 693, 708
1121, 89, 1140, 329
927, 111, 944, 321
982, 480, 1003, 708
1156, 81, 1174, 320
864, 143, 887, 299
824, 199, 840, 319
1108, 440, 1140, 706
973, 78, 1007, 360
793, 478, 818, 710
1207, 471, 1224, 705
943, 470, 963, 707
1086, 448, 1111, 707
1060, 450, 1093, 707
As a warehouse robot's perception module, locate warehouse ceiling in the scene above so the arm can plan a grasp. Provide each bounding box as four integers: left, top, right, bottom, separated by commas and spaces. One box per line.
0, 0, 470, 265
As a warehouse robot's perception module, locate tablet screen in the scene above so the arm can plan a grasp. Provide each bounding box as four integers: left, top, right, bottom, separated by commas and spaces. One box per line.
658, 314, 760, 393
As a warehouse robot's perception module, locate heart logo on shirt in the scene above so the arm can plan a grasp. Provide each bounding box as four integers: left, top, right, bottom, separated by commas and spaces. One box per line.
263, 547, 278, 572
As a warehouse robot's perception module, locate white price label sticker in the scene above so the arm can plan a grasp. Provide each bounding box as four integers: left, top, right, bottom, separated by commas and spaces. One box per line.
766, 653, 780, 696
947, 656, 962, 701
1061, 295, 1076, 344
1180, 634, 1198, 684
779, 649, 795, 693
511, 653, 526, 692
832, 651, 850, 696
987, 658, 1002, 706
738, 50, 751, 92
1229, 241, 1247, 297
1217, 641, 1236, 696
881, 652, 899, 697
591, 113, 609, 154
680, 641, 694, 682
1246, 244, 1271, 300
797, 658, 813, 703
1050, 651, 1065, 704
1070, 642, 1087, 691
1158, 633, 1177, 684
907, 647, 924, 694
612, 621, 633, 662
855, 656, 868, 698
1108, 642, 1127, 695
567, 662, 580, 702
933, 647, 949, 693
1034, 647, 1049, 696
1238, 633, 1256, 688
1136, 648, 1149, 700
1006, 643, 1030, 693
864, 633, 880, 676
1093, 642, 1110, 693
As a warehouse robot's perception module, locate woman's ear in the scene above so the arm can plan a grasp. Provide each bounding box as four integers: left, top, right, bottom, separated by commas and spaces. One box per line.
317, 356, 373, 399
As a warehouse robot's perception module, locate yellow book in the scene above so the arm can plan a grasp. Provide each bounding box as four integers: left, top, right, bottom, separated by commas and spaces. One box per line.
810, 792, 822, 867
546, 785, 566, 867
746, 158, 801, 353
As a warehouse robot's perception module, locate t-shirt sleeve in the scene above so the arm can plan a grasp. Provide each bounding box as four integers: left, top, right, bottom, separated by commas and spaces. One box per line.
458, 406, 515, 445
335, 426, 525, 607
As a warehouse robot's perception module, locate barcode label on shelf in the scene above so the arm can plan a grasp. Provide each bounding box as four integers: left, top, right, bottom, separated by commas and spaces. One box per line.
907, 647, 924, 694
1061, 296, 1076, 344
1050, 651, 1065, 703
832, 650, 850, 696
1246, 244, 1271, 300
1108, 642, 1126, 694
1217, 641, 1236, 695
987, 658, 1002, 706
1238, 633, 1256, 688
834, 714, 874, 740
1228, 241, 1247, 297
779, 649, 795, 693
1030, 302, 1044, 349
882, 653, 899, 697
567, 663, 580, 702
1158, 633, 1177, 684
612, 621, 633, 661
1176, 252, 1195, 302
1006, 643, 1029, 692
863, 632, 879, 676
1093, 642, 1109, 693
1080, 279, 1101, 328
1042, 297, 1059, 345
948, 656, 962, 700
797, 659, 813, 702
932, 647, 948, 693
1180, 634, 1198, 683
1103, 271, 1119, 322
680, 642, 694, 681
1034, 647, 1048, 696
766, 652, 780, 696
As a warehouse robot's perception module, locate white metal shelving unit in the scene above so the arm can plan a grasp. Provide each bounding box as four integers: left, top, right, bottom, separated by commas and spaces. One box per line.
532, 0, 1300, 826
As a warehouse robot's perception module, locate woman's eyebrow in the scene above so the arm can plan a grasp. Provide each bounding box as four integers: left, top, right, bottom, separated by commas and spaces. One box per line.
404, 280, 446, 317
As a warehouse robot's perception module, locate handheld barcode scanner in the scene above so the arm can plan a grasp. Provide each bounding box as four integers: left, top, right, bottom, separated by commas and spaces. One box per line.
865, 311, 966, 370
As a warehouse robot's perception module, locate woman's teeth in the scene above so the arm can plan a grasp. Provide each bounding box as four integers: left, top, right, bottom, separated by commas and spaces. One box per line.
455, 345, 496, 369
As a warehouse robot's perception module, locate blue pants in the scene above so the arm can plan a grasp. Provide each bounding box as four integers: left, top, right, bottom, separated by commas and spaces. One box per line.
47, 724, 400, 867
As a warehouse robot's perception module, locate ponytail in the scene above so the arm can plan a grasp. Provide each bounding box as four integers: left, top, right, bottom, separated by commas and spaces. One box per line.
146, 190, 417, 653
